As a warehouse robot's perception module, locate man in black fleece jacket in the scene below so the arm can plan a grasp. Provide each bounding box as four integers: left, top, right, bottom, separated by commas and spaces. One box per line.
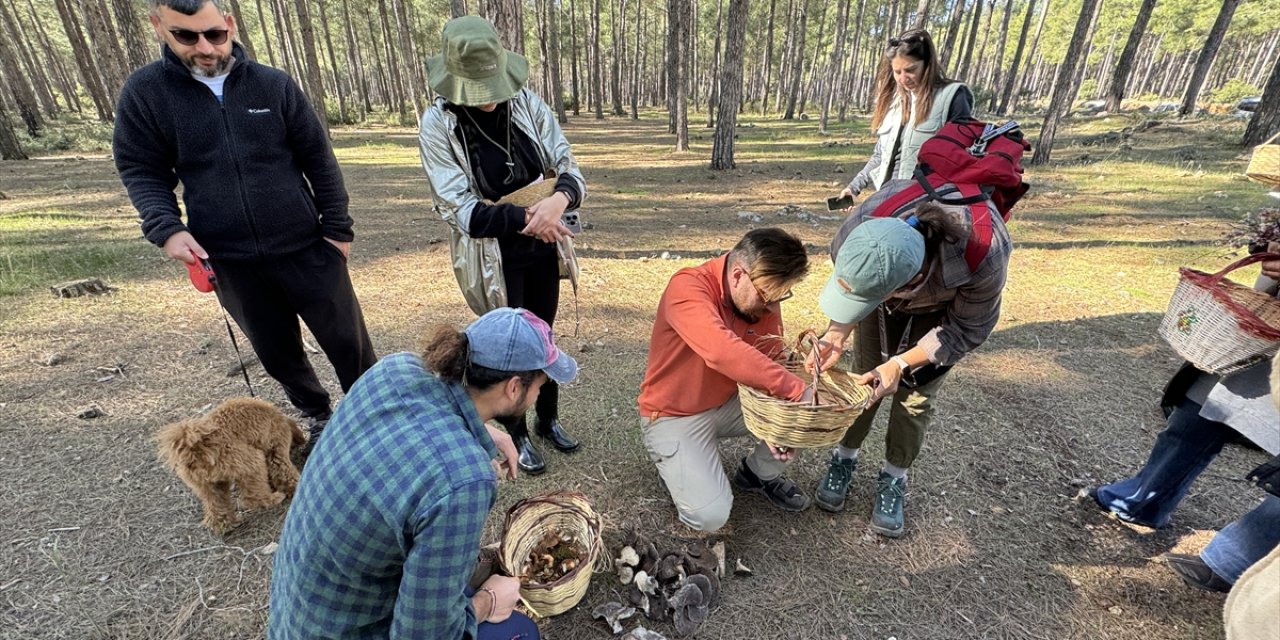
114, 0, 376, 434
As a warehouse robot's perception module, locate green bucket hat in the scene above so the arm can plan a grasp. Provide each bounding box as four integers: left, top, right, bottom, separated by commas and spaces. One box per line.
426, 16, 529, 106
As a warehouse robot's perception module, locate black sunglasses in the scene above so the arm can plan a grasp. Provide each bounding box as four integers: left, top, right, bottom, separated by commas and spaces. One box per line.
169, 28, 230, 46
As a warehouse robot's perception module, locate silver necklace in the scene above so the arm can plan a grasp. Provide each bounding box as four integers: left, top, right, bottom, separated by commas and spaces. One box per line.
460, 105, 516, 185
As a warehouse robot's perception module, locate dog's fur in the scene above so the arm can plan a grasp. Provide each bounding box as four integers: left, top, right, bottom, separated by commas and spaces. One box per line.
157, 397, 306, 534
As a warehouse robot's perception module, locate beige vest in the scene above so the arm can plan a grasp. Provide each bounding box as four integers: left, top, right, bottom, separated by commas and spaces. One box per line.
872, 82, 965, 190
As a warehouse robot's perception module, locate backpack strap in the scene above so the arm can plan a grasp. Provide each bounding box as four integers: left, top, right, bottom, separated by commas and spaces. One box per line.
914, 167, 989, 206
956, 183, 993, 273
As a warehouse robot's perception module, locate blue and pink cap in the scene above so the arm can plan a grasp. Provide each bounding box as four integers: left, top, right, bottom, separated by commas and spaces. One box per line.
463, 307, 578, 384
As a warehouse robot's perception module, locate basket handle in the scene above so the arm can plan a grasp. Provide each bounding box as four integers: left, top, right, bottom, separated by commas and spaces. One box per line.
797, 331, 822, 405
1204, 252, 1280, 287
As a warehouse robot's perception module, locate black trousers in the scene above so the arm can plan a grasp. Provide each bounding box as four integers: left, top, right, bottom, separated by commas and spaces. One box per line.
498, 253, 561, 436
210, 240, 376, 417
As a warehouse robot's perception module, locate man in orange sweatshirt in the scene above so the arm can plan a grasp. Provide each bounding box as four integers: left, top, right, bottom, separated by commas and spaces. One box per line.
638, 228, 814, 532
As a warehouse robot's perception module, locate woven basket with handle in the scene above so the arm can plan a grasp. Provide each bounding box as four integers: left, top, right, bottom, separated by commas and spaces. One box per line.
738, 332, 872, 449
498, 491, 602, 618
1246, 132, 1280, 187
1158, 252, 1280, 375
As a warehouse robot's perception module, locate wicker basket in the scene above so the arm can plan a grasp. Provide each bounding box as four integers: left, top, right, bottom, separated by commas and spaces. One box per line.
1246, 132, 1280, 187
498, 491, 602, 618
1158, 253, 1280, 375
738, 333, 872, 449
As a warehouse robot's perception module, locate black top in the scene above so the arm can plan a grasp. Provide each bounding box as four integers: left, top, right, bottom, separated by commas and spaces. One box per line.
113, 43, 351, 261
446, 101, 581, 269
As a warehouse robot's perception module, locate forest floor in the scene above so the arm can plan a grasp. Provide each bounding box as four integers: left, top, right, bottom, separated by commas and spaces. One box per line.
0, 108, 1275, 640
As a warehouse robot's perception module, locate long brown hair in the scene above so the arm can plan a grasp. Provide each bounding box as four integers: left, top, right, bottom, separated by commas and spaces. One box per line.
870, 29, 954, 130
420, 324, 538, 390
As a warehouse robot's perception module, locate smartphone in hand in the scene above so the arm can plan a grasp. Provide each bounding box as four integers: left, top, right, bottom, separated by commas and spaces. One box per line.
826, 194, 856, 211
562, 212, 583, 234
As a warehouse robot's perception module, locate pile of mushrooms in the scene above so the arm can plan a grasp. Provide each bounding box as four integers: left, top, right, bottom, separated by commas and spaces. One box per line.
610, 533, 724, 637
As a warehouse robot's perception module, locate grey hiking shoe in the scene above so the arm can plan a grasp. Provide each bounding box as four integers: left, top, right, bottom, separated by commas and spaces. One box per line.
870, 471, 907, 538
815, 453, 857, 513
732, 458, 811, 512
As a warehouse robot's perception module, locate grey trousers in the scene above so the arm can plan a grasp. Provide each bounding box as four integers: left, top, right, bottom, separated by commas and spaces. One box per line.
642, 396, 788, 532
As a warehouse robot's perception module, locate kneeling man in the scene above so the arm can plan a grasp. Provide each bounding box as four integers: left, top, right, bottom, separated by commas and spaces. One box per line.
638, 228, 813, 532
269, 308, 576, 639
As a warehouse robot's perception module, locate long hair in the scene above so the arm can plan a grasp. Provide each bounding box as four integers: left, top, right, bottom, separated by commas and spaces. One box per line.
420, 325, 538, 391
911, 202, 969, 259
870, 29, 953, 130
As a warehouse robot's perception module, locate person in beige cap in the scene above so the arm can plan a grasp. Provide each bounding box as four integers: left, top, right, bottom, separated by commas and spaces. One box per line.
418, 15, 586, 476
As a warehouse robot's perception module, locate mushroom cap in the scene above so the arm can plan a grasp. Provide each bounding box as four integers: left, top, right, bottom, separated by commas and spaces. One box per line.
668, 582, 708, 636
685, 572, 719, 607
591, 601, 637, 635
619, 545, 641, 567
656, 553, 683, 583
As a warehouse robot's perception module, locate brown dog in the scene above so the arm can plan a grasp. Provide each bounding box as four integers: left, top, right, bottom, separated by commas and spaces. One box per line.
157, 397, 307, 534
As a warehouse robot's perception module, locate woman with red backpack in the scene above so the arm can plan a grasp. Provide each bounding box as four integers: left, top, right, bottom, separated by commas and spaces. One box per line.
841, 29, 973, 203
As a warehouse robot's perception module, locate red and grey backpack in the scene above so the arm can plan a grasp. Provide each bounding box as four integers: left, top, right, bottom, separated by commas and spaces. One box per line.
871, 118, 1031, 272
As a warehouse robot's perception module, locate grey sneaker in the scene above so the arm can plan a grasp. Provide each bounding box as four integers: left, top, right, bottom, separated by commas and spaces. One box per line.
870, 471, 907, 538
732, 458, 811, 512
815, 453, 857, 513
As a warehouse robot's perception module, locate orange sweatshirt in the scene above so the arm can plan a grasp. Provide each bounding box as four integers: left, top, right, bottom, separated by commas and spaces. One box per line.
638, 255, 806, 418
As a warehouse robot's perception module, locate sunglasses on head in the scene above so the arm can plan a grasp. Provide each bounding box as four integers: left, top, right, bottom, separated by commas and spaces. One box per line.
169, 28, 230, 46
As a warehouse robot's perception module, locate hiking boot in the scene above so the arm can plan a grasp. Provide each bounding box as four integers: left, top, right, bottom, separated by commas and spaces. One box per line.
732, 458, 810, 512
1163, 553, 1231, 593
533, 418, 580, 453
815, 453, 858, 513
870, 471, 907, 538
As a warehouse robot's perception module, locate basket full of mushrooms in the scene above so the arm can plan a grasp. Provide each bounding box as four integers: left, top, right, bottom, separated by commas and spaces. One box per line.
499, 491, 603, 617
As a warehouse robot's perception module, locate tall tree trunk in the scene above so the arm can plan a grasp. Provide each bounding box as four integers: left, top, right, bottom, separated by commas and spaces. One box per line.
984, 0, 1014, 111
316, 0, 346, 123
270, 0, 298, 77
480, 0, 524, 54
80, 0, 129, 102
838, 0, 867, 120
547, 0, 567, 122
798, 0, 828, 114
339, 0, 369, 116
1242, 56, 1280, 147
570, 0, 581, 114
291, 0, 330, 134
591, 0, 604, 118
224, 0, 255, 60
375, 0, 406, 117
674, 0, 690, 149
0, 0, 57, 115
705, 0, 724, 127
1067, 0, 1103, 102
774, 0, 795, 111
1011, 0, 1047, 112
451, 0, 467, 17
912, 0, 929, 28
711, 0, 748, 169
54, 0, 112, 121
254, 0, 277, 67
391, 0, 423, 117
610, 0, 625, 115
0, 28, 40, 135
363, 7, 391, 110
23, 0, 78, 112
666, 0, 678, 132
820, 0, 850, 133
940, 0, 965, 68
1031, 0, 1101, 165
1179, 0, 1240, 116
957, 0, 984, 81
996, 0, 1035, 115
782, 0, 806, 119
0, 96, 26, 160
630, 0, 642, 118
759, 0, 777, 114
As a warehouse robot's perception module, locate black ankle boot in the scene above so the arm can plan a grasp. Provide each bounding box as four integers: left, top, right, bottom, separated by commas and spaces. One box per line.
511, 432, 546, 474
534, 418, 580, 453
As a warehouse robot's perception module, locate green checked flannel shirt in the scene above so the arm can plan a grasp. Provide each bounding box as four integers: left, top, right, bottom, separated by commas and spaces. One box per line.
269, 352, 498, 639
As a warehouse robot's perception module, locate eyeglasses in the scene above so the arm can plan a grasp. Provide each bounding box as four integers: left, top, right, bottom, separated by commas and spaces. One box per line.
169, 28, 230, 46
752, 280, 793, 304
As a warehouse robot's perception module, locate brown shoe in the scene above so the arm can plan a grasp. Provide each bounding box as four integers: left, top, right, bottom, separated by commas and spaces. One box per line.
1163, 553, 1231, 593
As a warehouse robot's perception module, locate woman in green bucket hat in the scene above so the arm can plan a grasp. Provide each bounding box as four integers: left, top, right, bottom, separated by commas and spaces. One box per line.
419, 16, 587, 476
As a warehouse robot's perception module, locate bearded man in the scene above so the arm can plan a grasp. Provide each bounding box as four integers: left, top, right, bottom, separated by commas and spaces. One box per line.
113, 0, 375, 439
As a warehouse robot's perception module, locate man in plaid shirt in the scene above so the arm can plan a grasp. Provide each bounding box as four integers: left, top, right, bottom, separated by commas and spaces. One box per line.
268, 308, 577, 639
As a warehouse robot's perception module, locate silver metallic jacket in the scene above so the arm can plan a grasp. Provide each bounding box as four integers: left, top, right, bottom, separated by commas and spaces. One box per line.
417, 89, 586, 316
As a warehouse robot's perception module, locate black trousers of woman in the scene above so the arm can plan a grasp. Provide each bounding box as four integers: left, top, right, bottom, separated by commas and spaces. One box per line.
495, 253, 578, 471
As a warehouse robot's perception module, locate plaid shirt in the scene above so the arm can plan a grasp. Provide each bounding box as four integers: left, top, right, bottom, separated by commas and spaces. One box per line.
831, 179, 1012, 366
269, 352, 498, 639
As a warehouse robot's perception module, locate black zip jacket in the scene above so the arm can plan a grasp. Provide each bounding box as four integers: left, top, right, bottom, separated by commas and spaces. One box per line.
113, 44, 352, 261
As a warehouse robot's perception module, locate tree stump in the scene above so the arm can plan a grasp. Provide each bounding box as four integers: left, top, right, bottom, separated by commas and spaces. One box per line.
50, 278, 113, 298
